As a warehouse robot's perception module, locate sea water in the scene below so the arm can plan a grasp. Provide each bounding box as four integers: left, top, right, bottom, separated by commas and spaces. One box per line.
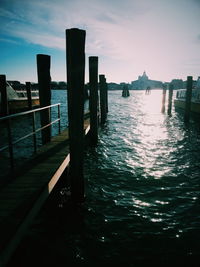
8, 90, 200, 266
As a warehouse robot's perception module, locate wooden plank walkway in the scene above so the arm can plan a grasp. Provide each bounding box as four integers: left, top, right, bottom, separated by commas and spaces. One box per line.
0, 118, 90, 267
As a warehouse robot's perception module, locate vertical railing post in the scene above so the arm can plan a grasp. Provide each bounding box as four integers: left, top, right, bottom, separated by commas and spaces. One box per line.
99, 74, 107, 124
167, 83, 174, 116
66, 28, 86, 203
36, 54, 51, 145
89, 56, 99, 145
184, 76, 193, 123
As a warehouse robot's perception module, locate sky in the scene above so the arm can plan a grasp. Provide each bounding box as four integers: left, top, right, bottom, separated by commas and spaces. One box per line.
0, 0, 200, 84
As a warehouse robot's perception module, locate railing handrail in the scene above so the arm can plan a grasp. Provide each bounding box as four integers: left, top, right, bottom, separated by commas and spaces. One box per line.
0, 103, 61, 172
0, 103, 61, 122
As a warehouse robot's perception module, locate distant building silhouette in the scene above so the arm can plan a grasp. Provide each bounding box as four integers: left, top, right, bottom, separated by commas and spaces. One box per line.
196, 76, 200, 89
170, 79, 185, 89
131, 71, 163, 90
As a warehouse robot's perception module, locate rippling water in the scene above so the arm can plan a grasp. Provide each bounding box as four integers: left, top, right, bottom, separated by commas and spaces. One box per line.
8, 90, 200, 267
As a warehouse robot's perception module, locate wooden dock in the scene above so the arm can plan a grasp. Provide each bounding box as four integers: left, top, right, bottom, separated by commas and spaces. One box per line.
0, 28, 109, 266
0, 118, 90, 266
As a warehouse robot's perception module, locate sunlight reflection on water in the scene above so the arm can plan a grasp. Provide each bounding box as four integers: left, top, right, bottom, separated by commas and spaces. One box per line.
85, 90, 200, 235
8, 90, 200, 267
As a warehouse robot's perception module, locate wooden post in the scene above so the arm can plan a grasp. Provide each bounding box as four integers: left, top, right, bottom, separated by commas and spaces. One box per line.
66, 28, 86, 203
167, 83, 173, 116
161, 84, 167, 113
0, 75, 8, 116
36, 54, 51, 144
99, 74, 107, 124
25, 82, 32, 110
105, 77, 108, 113
26, 82, 37, 152
184, 76, 193, 123
89, 56, 99, 145
0, 75, 14, 170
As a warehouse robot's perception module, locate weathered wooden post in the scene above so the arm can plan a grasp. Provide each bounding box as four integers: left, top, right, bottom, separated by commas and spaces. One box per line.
36, 54, 51, 144
25, 82, 32, 110
105, 77, 108, 113
167, 83, 174, 116
161, 83, 167, 113
99, 74, 107, 124
0, 75, 8, 116
26, 82, 37, 152
89, 56, 99, 145
66, 28, 86, 203
184, 76, 193, 123
0, 75, 14, 170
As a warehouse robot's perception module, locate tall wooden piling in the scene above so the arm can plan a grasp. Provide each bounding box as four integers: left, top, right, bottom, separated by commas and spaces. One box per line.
161, 84, 167, 113
105, 77, 108, 113
26, 82, 37, 152
99, 74, 107, 124
36, 54, 51, 144
167, 83, 173, 116
89, 56, 99, 145
184, 76, 193, 123
25, 82, 32, 110
66, 28, 86, 203
0, 75, 8, 116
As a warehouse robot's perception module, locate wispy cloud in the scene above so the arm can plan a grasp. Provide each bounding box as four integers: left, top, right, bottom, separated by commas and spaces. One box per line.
0, 0, 148, 56
0, 37, 21, 45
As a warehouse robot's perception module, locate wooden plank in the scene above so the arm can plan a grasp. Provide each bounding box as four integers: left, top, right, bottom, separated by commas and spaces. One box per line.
0, 117, 90, 266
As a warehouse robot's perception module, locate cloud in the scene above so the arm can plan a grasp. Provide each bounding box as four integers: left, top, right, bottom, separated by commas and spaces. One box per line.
0, 0, 148, 56
1, 0, 200, 82
0, 37, 21, 45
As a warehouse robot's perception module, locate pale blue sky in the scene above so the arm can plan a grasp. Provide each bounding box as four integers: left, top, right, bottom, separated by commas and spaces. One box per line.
0, 0, 200, 83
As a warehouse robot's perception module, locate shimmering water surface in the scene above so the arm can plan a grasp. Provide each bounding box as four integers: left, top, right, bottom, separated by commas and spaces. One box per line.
9, 90, 200, 266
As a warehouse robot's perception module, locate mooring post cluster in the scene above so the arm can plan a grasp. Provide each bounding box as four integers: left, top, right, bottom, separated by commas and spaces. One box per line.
0, 28, 108, 204
65, 28, 108, 203
161, 76, 193, 122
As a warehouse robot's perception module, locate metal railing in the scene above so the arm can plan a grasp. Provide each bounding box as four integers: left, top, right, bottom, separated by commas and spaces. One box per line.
0, 103, 61, 171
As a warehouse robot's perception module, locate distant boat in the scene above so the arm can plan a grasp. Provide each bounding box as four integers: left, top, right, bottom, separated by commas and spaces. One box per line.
0, 82, 39, 114
174, 78, 200, 114
122, 85, 130, 97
